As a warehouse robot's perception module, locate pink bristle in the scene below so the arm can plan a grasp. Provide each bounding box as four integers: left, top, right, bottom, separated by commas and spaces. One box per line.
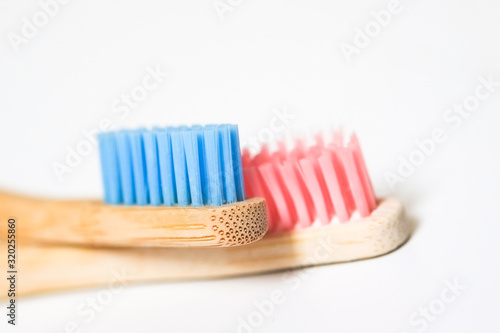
258, 162, 294, 231
310, 151, 335, 217
318, 150, 349, 223
270, 152, 299, 228
349, 134, 377, 211
289, 150, 316, 222
242, 149, 254, 197
242, 148, 252, 165
306, 147, 335, 220
338, 147, 370, 217
246, 163, 279, 231
243, 166, 255, 198
279, 160, 313, 228
273, 160, 300, 228
299, 157, 331, 225
329, 146, 355, 216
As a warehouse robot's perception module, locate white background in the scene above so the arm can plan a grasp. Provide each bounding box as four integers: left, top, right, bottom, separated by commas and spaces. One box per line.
1, 0, 499, 332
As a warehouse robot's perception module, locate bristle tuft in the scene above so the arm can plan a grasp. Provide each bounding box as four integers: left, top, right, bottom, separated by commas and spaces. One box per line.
98, 125, 245, 207
242, 132, 376, 232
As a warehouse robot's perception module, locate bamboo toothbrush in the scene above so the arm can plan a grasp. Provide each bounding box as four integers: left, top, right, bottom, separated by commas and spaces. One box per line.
0, 131, 410, 297
0, 125, 268, 248
1, 198, 406, 297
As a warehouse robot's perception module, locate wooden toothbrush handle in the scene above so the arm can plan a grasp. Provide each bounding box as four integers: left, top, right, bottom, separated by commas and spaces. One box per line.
0, 191, 268, 248
0, 198, 410, 298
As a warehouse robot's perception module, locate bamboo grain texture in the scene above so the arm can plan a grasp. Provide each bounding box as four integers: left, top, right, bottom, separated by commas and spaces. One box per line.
0, 191, 268, 248
0, 198, 410, 297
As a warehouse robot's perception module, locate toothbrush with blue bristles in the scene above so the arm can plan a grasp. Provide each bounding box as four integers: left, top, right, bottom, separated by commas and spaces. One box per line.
0, 124, 268, 248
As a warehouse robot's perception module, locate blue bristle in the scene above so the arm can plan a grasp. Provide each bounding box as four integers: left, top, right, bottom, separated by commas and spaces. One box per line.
115, 131, 136, 204
155, 128, 176, 206
129, 130, 149, 205
98, 133, 122, 204
230, 124, 246, 202
203, 127, 223, 206
171, 128, 190, 206
183, 130, 203, 207
195, 126, 209, 205
219, 125, 237, 204
143, 131, 162, 206
98, 124, 245, 207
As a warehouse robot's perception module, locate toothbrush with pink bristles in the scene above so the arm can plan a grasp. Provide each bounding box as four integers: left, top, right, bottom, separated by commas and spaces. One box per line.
243, 133, 380, 232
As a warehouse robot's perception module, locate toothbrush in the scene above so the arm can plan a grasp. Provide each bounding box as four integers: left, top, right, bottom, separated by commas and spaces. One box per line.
0, 131, 410, 297
1, 198, 406, 297
0, 125, 268, 248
